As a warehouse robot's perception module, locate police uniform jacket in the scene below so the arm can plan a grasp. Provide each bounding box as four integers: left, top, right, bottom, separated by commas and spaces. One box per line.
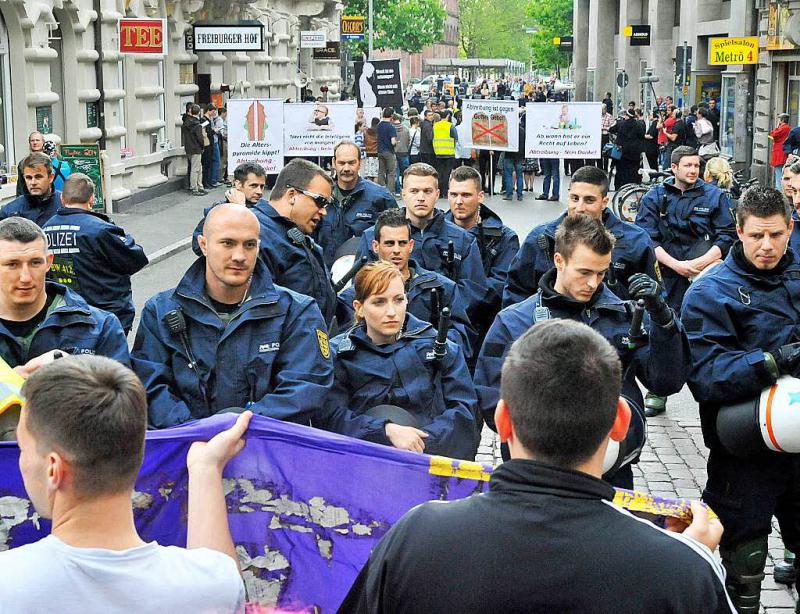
476, 269, 689, 430
0, 190, 62, 227
636, 177, 735, 264
43, 207, 149, 332
132, 257, 333, 429
317, 177, 397, 266
339, 459, 734, 614
681, 243, 800, 450
790, 211, 800, 257
323, 314, 478, 460
503, 208, 657, 308
0, 282, 130, 368
444, 204, 519, 317
355, 209, 488, 319
336, 259, 477, 360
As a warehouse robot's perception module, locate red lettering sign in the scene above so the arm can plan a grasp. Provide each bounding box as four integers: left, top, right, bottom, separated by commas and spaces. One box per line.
119, 19, 166, 54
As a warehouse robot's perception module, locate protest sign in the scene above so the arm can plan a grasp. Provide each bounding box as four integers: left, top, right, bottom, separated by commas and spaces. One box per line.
525, 102, 602, 159
284, 102, 356, 156
353, 59, 403, 109
227, 99, 284, 173
461, 99, 520, 152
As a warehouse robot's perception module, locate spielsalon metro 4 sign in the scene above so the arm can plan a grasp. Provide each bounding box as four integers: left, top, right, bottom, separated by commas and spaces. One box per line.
709, 37, 759, 65
118, 18, 166, 54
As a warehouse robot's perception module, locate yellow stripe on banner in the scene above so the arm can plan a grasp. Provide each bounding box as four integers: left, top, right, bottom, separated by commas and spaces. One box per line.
428, 456, 492, 482
613, 489, 719, 522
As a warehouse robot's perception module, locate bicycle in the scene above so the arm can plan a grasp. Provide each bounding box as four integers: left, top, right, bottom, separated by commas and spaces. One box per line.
610, 168, 670, 223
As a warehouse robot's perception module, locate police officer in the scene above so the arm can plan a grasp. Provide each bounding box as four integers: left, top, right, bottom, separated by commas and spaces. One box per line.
324, 261, 477, 460
42, 174, 148, 335
475, 214, 690, 488
132, 204, 333, 429
503, 165, 657, 309
316, 140, 397, 267
355, 162, 487, 321
636, 145, 735, 416
193, 158, 337, 327
0, 153, 62, 226
446, 165, 519, 336
681, 186, 800, 613
0, 217, 130, 373
337, 208, 477, 361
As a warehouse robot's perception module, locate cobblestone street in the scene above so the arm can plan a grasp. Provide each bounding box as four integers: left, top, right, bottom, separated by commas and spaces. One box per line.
476, 386, 799, 613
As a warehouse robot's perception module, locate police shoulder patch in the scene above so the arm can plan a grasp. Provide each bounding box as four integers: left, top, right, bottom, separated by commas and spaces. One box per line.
316, 329, 331, 359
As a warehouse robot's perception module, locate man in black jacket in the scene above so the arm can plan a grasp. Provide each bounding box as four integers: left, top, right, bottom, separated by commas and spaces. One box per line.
181, 104, 205, 196
340, 319, 734, 614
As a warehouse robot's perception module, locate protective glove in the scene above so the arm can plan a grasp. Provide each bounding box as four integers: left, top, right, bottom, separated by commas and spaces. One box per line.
767, 342, 800, 378
627, 273, 672, 327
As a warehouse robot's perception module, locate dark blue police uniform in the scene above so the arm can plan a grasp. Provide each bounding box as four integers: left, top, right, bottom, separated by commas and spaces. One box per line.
132, 257, 333, 429
43, 207, 148, 333
0, 190, 62, 227
317, 177, 397, 266
322, 313, 478, 460
790, 211, 800, 256
0, 282, 130, 368
503, 208, 657, 308
636, 177, 735, 310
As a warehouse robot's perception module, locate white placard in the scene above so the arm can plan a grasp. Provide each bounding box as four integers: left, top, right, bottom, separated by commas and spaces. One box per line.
461, 99, 520, 152
193, 25, 264, 51
524, 102, 603, 159
227, 99, 284, 174
300, 31, 326, 48
284, 102, 357, 156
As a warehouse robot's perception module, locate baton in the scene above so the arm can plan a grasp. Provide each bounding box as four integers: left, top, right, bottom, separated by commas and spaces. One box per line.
432, 307, 451, 369
627, 299, 647, 349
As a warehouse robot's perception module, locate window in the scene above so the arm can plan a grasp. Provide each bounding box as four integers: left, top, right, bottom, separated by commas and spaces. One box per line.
0, 13, 13, 172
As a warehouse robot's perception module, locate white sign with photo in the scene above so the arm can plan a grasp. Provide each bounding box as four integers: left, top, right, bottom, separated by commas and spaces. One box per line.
524, 102, 603, 159
227, 99, 284, 174
461, 99, 520, 152
284, 102, 357, 156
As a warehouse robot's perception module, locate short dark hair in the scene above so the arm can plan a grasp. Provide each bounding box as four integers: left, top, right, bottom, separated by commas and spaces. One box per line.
233, 162, 267, 183
449, 165, 482, 191
554, 213, 615, 260
21, 152, 53, 175
374, 208, 412, 242
500, 319, 621, 468
190, 104, 201, 116
570, 166, 609, 197
271, 158, 333, 200
0, 217, 47, 245
61, 173, 95, 205
22, 356, 148, 497
670, 146, 699, 166
736, 185, 792, 227
696, 108, 707, 118
204, 103, 217, 113
382, 106, 394, 118
403, 162, 438, 182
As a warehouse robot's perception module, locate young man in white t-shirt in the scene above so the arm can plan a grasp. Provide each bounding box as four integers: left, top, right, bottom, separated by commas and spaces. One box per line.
0, 355, 248, 614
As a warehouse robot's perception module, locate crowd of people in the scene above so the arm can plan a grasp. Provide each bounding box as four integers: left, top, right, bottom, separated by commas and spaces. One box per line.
2, 94, 800, 611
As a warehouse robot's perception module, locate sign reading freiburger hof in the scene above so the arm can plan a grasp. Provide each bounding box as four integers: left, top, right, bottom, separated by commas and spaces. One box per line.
524, 102, 602, 159
193, 24, 264, 51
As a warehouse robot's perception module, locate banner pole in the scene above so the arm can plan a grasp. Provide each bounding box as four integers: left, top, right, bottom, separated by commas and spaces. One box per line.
489, 152, 494, 197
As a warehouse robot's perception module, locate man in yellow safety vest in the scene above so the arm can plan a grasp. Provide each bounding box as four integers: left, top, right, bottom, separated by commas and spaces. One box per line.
433, 111, 458, 194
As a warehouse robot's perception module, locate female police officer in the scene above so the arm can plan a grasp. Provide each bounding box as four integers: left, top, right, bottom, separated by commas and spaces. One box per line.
322, 261, 478, 460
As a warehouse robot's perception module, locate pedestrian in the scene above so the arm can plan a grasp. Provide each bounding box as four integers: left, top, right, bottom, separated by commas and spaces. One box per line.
325, 260, 477, 459
598, 104, 616, 171
770, 113, 791, 189
376, 107, 398, 189
536, 156, 560, 201
133, 204, 333, 428
602, 91, 613, 114
682, 186, 800, 612
433, 111, 458, 195
181, 103, 205, 196
336, 209, 476, 359
363, 117, 379, 182
42, 174, 148, 335
0, 217, 130, 373
502, 110, 526, 201
0, 152, 62, 226
522, 155, 538, 192
408, 116, 421, 165
642, 110, 660, 170
707, 97, 720, 142
657, 107, 672, 170
694, 108, 716, 155
41, 140, 71, 193
684, 105, 699, 150
217, 106, 230, 185
478, 149, 500, 194
200, 103, 221, 190
702, 156, 734, 192
0, 355, 247, 613
418, 109, 436, 167
341, 318, 732, 613
608, 108, 645, 191
662, 108, 687, 161
635, 146, 736, 416
317, 140, 397, 267
393, 113, 410, 195
503, 165, 657, 306
16, 131, 45, 196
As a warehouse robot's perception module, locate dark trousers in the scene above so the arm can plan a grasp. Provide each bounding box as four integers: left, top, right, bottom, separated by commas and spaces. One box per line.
435, 157, 454, 195
613, 158, 640, 191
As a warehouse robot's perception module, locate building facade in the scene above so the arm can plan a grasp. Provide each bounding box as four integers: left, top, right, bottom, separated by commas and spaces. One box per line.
0, 0, 341, 207
572, 0, 758, 176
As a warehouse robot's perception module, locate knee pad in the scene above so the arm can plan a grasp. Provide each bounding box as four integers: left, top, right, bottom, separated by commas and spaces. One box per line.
721, 537, 768, 614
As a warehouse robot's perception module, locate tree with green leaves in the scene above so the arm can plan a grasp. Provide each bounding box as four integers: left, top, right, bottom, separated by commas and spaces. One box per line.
459, 0, 535, 63
342, 0, 446, 55
528, 0, 573, 70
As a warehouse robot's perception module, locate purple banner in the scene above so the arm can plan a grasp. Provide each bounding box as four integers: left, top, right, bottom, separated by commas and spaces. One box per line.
0, 414, 491, 611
